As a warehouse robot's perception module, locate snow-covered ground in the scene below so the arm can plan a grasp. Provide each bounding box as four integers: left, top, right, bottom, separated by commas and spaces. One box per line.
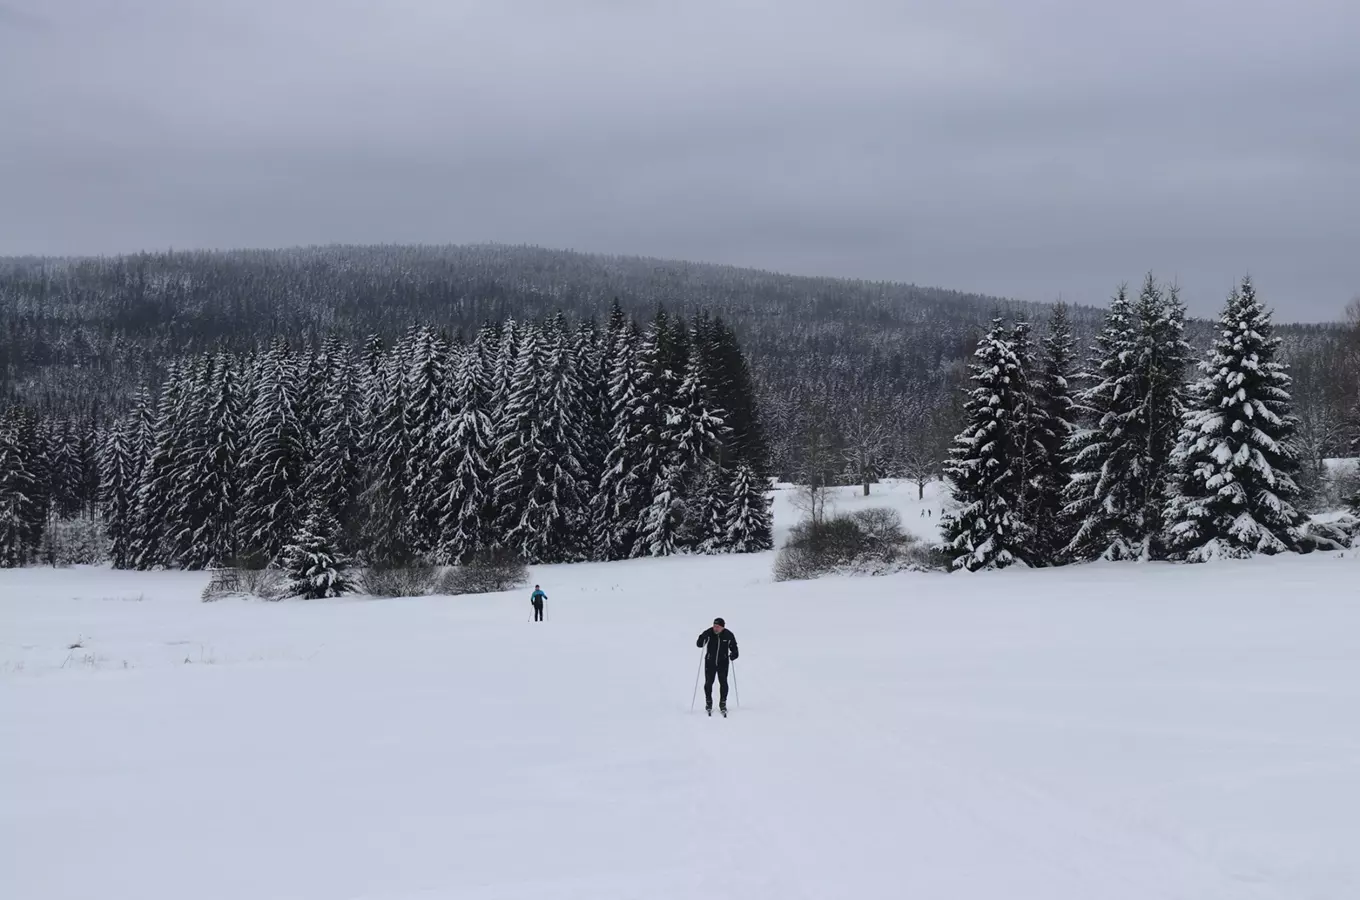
4, 484, 1359, 900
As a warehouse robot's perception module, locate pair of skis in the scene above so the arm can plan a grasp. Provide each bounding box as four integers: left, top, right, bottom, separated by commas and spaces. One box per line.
706, 706, 728, 718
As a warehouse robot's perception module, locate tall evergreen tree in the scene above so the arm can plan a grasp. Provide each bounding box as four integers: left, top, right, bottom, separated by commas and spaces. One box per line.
573, 319, 609, 529
100, 416, 138, 569
47, 417, 85, 520
1008, 321, 1053, 560
131, 363, 191, 569
594, 322, 654, 560
0, 416, 40, 567
939, 320, 1032, 571
537, 315, 591, 561
435, 331, 497, 562
1164, 278, 1307, 560
359, 340, 416, 565
404, 327, 453, 556
238, 341, 306, 563
627, 319, 671, 556
302, 337, 363, 548
493, 323, 554, 561
706, 318, 770, 475
10, 408, 52, 554
1032, 305, 1078, 562
683, 462, 730, 553
176, 352, 243, 568
1064, 277, 1191, 561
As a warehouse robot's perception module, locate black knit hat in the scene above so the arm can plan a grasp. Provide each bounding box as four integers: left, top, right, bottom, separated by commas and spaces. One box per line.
713, 617, 725, 626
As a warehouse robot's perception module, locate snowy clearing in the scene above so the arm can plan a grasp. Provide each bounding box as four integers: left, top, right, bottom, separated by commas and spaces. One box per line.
3, 484, 1359, 900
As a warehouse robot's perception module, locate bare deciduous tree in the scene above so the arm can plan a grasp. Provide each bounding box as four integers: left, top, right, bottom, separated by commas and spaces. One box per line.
842, 398, 890, 496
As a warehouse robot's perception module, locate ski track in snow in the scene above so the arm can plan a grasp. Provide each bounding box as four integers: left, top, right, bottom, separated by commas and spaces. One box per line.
3, 482, 1359, 900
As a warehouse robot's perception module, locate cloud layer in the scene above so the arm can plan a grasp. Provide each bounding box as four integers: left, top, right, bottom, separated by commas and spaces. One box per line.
2, 0, 1357, 319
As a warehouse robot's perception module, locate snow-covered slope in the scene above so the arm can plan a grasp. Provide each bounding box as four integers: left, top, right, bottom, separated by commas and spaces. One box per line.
3, 507, 1358, 899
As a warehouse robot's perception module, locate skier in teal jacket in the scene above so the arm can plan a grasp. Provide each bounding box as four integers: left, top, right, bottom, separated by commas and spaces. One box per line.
530, 585, 547, 622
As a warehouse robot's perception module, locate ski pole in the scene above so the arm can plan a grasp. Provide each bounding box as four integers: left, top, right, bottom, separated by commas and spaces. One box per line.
732, 660, 740, 708
689, 648, 704, 711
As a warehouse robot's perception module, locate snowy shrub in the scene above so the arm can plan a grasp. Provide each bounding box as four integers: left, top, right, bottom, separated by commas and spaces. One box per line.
774, 508, 942, 581
39, 518, 111, 567
435, 550, 528, 595
201, 567, 287, 602
359, 562, 439, 598
239, 566, 287, 600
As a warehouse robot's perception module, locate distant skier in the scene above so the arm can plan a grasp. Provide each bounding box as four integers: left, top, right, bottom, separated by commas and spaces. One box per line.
530, 585, 547, 622
696, 618, 739, 715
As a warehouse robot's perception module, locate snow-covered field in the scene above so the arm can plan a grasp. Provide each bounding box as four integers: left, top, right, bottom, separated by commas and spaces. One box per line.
4, 482, 1359, 900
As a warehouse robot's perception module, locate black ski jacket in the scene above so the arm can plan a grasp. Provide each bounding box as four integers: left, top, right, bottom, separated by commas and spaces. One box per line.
696, 628, 739, 667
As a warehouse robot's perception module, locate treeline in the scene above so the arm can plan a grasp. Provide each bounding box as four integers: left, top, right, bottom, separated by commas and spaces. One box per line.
2, 244, 1354, 494
941, 276, 1360, 571
0, 244, 1104, 483
0, 305, 774, 569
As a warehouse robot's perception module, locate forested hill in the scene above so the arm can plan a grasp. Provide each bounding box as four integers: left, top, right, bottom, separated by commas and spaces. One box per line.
1, 243, 1350, 478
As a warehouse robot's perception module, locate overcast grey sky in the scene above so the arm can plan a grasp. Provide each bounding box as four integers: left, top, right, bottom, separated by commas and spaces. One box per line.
2, 0, 1357, 320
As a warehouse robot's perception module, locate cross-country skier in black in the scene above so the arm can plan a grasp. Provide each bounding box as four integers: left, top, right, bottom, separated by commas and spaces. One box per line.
696, 617, 738, 716
530, 585, 547, 622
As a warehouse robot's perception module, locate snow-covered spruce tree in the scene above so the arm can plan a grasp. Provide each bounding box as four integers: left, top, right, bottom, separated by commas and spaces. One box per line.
301, 337, 363, 549
654, 338, 729, 553
131, 362, 192, 569
1164, 278, 1306, 560
238, 341, 307, 564
100, 416, 139, 569
537, 314, 592, 561
939, 319, 1033, 571
1008, 321, 1055, 562
10, 408, 52, 555
0, 417, 41, 567
1033, 304, 1078, 562
435, 330, 497, 563
637, 456, 688, 557
628, 319, 676, 557
128, 385, 156, 482
282, 508, 353, 599
403, 326, 453, 557
682, 462, 730, 553
725, 462, 774, 553
593, 321, 655, 560
493, 322, 554, 562
47, 417, 86, 521
637, 335, 725, 557
573, 319, 609, 530
359, 338, 417, 566
172, 353, 244, 569
1064, 277, 1191, 561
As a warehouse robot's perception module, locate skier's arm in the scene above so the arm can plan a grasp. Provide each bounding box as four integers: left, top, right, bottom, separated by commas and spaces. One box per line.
696, 631, 708, 648
727, 633, 739, 661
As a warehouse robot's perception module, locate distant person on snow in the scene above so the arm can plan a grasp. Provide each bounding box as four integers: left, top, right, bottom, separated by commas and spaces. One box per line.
696, 618, 739, 714
530, 585, 547, 622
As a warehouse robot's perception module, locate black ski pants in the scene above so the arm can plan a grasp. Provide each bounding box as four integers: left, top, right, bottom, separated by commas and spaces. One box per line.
704, 661, 729, 707
533, 603, 544, 622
